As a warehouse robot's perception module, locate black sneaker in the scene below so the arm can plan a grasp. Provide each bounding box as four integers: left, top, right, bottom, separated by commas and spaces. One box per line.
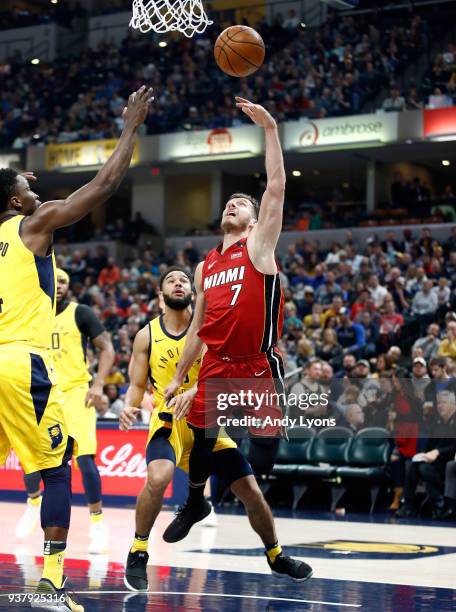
395, 505, 417, 518
266, 552, 313, 582
124, 550, 149, 592
31, 576, 84, 611
163, 498, 212, 543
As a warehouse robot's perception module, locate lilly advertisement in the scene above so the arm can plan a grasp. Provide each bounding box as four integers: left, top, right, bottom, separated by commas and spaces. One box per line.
0, 426, 187, 505
283, 112, 398, 150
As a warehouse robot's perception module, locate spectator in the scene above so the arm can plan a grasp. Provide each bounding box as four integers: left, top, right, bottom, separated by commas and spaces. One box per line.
98, 257, 122, 287
335, 353, 357, 379
367, 274, 388, 307
378, 294, 404, 349
411, 280, 438, 334
396, 390, 456, 519
343, 403, 365, 433
314, 271, 342, 305
412, 324, 441, 362
104, 383, 125, 416
336, 308, 366, 358
315, 328, 344, 371
438, 321, 456, 364
410, 357, 430, 400
442, 456, 456, 520
382, 85, 406, 112
96, 394, 118, 419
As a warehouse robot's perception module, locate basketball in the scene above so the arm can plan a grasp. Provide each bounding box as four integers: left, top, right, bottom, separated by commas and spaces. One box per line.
214, 25, 265, 78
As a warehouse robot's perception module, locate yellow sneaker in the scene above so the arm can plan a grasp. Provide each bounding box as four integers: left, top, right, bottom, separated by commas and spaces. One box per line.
31, 576, 84, 611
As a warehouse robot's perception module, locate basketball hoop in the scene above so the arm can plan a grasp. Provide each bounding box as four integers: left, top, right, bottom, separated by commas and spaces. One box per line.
130, 0, 213, 38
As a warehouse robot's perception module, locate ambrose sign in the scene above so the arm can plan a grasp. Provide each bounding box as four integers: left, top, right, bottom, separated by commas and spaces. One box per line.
284, 112, 398, 150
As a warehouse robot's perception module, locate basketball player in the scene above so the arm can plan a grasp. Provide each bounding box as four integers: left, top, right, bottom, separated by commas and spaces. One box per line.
0, 85, 151, 610
16, 268, 115, 554
163, 98, 294, 570
121, 267, 312, 590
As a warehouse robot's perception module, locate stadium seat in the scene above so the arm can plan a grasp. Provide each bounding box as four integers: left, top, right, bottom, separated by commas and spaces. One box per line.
261, 428, 315, 509
294, 427, 354, 511
336, 428, 391, 513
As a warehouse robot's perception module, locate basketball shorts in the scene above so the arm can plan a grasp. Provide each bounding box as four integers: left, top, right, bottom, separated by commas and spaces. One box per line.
146, 409, 237, 473
62, 384, 97, 457
188, 347, 285, 435
0, 347, 72, 474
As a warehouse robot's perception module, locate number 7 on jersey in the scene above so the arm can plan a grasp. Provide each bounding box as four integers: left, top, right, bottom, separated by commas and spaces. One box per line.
230, 284, 242, 305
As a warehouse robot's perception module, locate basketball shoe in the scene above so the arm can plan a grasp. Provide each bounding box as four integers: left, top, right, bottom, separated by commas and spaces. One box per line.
31, 576, 84, 611
124, 550, 149, 591
88, 521, 109, 554
266, 553, 313, 581
163, 498, 212, 543
15, 496, 41, 539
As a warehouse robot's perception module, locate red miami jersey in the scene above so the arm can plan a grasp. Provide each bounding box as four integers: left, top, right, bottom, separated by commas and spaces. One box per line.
198, 238, 284, 357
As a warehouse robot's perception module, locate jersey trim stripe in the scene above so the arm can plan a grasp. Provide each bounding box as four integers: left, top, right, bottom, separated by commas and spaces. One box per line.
147, 323, 152, 382
266, 347, 286, 400
34, 254, 55, 304
159, 314, 191, 340
260, 274, 281, 352
30, 353, 52, 425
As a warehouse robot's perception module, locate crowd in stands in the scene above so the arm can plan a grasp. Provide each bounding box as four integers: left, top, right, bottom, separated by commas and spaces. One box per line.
0, 2, 87, 31
381, 39, 456, 112
0, 4, 438, 148
58, 223, 456, 519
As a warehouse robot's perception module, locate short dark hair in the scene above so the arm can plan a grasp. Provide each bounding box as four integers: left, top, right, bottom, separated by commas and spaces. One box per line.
228, 192, 260, 220
429, 356, 447, 369
159, 266, 192, 290
0, 168, 18, 213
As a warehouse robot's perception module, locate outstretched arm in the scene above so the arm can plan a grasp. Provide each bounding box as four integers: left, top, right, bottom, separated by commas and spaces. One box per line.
164, 262, 206, 402
22, 86, 153, 253
86, 332, 115, 408
236, 97, 286, 275
119, 325, 150, 431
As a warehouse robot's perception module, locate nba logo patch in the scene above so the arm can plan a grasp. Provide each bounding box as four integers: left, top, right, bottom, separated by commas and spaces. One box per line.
231, 252, 242, 259
48, 424, 63, 449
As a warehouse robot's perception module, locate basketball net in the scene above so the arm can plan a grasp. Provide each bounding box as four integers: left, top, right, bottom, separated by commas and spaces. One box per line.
130, 0, 212, 38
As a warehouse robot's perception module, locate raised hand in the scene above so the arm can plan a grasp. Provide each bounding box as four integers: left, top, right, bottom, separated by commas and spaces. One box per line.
235, 96, 277, 129
122, 86, 154, 129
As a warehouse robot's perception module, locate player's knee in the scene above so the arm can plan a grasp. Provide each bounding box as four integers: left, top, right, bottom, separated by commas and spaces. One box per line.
232, 476, 265, 510
40, 464, 72, 530
146, 468, 171, 494
76, 454, 97, 475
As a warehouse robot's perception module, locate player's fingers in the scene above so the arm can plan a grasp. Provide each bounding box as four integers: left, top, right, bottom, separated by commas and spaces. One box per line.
174, 403, 186, 420
235, 96, 250, 103
143, 87, 153, 100
177, 402, 190, 420
242, 107, 255, 119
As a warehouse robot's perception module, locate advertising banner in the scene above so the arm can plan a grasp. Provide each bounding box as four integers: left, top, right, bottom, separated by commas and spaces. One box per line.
423, 106, 456, 139
0, 427, 187, 504
45, 139, 139, 170
283, 112, 398, 150
159, 125, 262, 161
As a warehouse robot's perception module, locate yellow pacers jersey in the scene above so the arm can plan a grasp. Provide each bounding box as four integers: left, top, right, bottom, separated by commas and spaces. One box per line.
0, 215, 56, 352
149, 315, 201, 414
52, 302, 91, 391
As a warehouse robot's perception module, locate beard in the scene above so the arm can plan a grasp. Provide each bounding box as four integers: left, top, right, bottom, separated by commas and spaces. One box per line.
221, 216, 250, 234
163, 293, 192, 310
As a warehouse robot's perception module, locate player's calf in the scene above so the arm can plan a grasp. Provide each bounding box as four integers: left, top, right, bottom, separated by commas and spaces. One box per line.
232, 475, 313, 582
